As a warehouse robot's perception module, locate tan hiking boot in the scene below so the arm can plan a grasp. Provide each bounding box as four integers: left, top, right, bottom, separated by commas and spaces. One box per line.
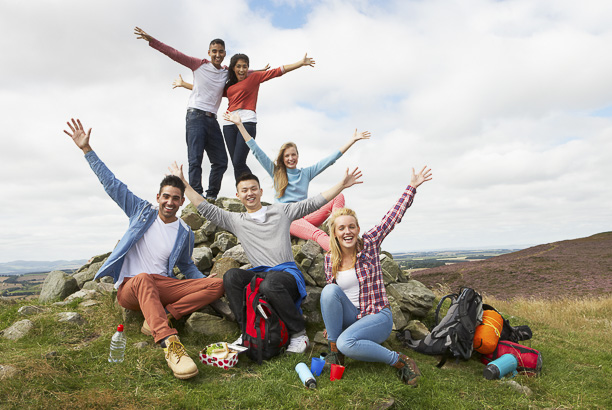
164, 335, 198, 380
393, 353, 421, 387
141, 314, 173, 336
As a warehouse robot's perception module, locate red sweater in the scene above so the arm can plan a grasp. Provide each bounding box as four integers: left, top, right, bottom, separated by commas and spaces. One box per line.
225, 67, 285, 112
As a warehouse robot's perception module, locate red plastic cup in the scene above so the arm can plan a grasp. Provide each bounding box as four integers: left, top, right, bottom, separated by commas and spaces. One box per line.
330, 363, 345, 381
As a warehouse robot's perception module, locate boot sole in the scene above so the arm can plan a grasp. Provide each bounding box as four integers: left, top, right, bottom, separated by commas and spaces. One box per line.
173, 368, 199, 380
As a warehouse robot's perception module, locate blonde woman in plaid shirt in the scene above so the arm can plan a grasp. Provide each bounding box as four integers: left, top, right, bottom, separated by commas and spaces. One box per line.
320, 166, 432, 386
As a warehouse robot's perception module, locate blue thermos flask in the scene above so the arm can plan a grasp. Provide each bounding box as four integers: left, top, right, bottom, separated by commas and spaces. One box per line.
483, 353, 518, 380
295, 362, 317, 389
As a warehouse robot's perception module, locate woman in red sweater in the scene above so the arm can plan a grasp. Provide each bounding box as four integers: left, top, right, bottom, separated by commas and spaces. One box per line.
174, 53, 315, 181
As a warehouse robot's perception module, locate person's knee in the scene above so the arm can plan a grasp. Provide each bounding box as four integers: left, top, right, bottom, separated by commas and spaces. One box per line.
336, 333, 355, 353
258, 277, 284, 295
223, 268, 242, 287
321, 283, 341, 302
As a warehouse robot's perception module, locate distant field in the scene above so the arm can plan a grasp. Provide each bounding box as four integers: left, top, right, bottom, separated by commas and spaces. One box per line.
0, 273, 46, 300
392, 249, 518, 270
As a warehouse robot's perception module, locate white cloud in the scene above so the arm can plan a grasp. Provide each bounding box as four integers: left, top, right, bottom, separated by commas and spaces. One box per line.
1, 0, 611, 261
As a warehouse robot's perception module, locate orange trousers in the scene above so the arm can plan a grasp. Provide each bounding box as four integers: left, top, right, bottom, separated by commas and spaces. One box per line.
117, 273, 224, 343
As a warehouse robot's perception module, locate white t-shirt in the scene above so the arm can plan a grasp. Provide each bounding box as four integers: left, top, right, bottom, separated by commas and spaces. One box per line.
247, 206, 268, 223
336, 267, 360, 308
115, 216, 180, 289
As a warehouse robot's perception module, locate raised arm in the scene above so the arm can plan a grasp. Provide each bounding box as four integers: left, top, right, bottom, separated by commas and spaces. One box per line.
134, 26, 203, 71
63, 118, 147, 218
172, 74, 193, 90
364, 166, 433, 247
339, 129, 371, 154
168, 162, 205, 208
321, 167, 363, 201
283, 53, 315, 74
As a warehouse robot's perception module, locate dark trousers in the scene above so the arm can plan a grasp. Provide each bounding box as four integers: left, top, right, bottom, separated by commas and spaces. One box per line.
223, 268, 305, 335
223, 122, 256, 181
185, 108, 228, 198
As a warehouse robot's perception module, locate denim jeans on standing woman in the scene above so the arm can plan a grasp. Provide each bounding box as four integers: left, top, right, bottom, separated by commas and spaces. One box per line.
185, 108, 228, 198
223, 122, 256, 181
320, 284, 398, 365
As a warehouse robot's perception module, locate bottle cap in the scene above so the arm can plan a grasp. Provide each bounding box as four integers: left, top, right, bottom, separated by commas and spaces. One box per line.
305, 378, 317, 389
117, 324, 124, 332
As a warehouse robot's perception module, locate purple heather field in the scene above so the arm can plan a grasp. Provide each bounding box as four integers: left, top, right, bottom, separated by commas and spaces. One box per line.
413, 232, 612, 300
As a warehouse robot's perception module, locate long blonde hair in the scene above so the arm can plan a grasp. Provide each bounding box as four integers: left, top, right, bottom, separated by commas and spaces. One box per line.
327, 208, 363, 279
273, 142, 298, 198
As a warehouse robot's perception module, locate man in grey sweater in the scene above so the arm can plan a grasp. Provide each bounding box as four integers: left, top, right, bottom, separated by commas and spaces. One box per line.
169, 162, 362, 353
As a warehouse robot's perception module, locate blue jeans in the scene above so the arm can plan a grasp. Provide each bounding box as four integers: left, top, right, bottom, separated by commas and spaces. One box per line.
223, 122, 256, 181
320, 284, 398, 365
185, 109, 228, 198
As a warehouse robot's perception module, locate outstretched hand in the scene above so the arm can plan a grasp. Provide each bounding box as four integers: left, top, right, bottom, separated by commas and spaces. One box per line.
342, 167, 363, 189
301, 53, 315, 67
134, 26, 152, 41
410, 166, 433, 188
168, 161, 187, 183
352, 129, 371, 143
63, 118, 92, 153
223, 110, 242, 125
172, 74, 186, 89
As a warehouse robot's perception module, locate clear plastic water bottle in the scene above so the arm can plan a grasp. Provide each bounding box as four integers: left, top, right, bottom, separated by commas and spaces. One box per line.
108, 324, 127, 363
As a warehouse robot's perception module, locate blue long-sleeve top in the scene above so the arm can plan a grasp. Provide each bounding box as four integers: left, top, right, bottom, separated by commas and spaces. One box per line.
246, 139, 342, 203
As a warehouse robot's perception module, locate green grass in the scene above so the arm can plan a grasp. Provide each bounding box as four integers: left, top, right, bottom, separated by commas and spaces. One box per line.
1, 294, 611, 409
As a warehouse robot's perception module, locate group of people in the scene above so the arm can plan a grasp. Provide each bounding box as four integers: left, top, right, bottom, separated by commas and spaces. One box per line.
62, 28, 432, 387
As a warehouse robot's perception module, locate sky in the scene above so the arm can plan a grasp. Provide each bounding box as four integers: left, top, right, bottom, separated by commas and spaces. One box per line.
1, 0, 611, 263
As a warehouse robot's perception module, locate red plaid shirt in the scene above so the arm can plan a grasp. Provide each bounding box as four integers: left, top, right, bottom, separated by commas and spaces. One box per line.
325, 185, 416, 319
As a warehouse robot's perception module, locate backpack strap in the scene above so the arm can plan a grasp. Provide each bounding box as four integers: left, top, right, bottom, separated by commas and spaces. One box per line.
434, 293, 458, 327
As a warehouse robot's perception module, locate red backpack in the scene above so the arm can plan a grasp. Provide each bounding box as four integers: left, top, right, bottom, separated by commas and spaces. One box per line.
242, 274, 289, 364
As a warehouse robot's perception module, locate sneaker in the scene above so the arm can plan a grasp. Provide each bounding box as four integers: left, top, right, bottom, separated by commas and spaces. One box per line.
394, 353, 421, 387
286, 334, 310, 354
164, 335, 199, 380
205, 197, 217, 204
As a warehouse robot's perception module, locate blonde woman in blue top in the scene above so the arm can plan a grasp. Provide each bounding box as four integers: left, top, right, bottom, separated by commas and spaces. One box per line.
224, 111, 369, 251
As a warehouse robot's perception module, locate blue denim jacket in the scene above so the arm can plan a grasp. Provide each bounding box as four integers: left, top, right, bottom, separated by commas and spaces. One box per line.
85, 151, 203, 283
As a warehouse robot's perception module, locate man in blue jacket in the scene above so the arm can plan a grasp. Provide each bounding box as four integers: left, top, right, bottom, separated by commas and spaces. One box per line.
64, 118, 224, 380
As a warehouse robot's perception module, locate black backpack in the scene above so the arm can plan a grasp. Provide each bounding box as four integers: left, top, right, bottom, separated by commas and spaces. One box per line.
242, 274, 289, 364
399, 287, 483, 367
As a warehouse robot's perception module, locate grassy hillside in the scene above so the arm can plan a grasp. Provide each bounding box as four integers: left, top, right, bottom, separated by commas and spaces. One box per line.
413, 232, 612, 299
1, 291, 610, 409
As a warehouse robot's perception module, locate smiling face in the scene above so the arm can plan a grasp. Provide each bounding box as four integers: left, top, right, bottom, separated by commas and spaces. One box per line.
233, 58, 249, 82
156, 185, 185, 223
208, 42, 226, 69
283, 146, 299, 169
333, 215, 361, 251
236, 179, 263, 212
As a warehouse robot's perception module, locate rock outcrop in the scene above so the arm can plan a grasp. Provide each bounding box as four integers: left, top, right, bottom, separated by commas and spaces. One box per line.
40, 197, 435, 339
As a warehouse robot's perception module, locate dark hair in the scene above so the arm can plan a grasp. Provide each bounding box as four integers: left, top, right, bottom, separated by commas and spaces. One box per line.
159, 175, 185, 196
209, 38, 225, 48
235, 173, 260, 188
226, 53, 250, 90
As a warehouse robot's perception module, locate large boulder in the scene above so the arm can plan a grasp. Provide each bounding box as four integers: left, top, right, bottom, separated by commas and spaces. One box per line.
209, 257, 240, 279
295, 240, 322, 265
380, 254, 401, 285
388, 295, 409, 330
386, 281, 435, 318
405, 320, 429, 340
307, 254, 327, 287
216, 197, 246, 213
73, 261, 103, 288
1, 319, 34, 341
302, 286, 323, 324
39, 271, 79, 303
64, 289, 98, 303
222, 245, 249, 265
185, 312, 238, 336
211, 232, 238, 255
192, 247, 213, 271
182, 212, 204, 231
